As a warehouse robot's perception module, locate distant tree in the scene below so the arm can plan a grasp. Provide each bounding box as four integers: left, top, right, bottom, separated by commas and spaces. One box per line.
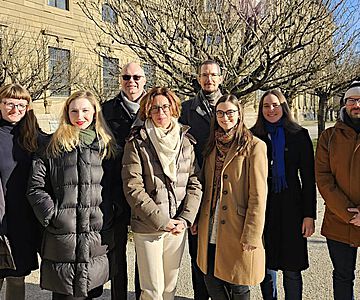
78, 0, 358, 103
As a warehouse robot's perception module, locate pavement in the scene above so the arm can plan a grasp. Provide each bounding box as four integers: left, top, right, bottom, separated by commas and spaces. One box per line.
4, 121, 360, 299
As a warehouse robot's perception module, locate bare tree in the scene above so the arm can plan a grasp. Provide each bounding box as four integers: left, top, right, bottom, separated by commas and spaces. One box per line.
0, 21, 83, 111
78, 0, 358, 102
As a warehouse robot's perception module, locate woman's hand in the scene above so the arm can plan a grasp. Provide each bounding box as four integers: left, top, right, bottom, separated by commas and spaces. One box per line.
165, 219, 177, 232
302, 217, 315, 237
242, 243, 256, 251
348, 207, 360, 226
166, 219, 187, 235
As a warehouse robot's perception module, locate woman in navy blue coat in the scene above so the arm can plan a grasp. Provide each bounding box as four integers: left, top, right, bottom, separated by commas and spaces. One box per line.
251, 90, 316, 300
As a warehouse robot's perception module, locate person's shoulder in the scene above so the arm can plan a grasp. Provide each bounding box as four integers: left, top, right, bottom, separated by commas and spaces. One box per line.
126, 125, 144, 143
102, 93, 121, 109
181, 98, 193, 110
252, 135, 266, 148
318, 124, 337, 140
181, 125, 197, 145
289, 126, 310, 138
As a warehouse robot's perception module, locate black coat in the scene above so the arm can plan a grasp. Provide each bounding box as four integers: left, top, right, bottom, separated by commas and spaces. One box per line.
255, 128, 316, 271
102, 93, 135, 224
27, 141, 113, 297
179, 92, 213, 166
0, 120, 40, 278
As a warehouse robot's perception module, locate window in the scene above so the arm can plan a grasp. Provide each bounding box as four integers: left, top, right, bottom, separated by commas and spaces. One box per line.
102, 57, 119, 98
48, 0, 69, 10
48, 47, 71, 97
102, 4, 117, 23
205, 33, 222, 47
143, 63, 156, 88
204, 0, 222, 12
142, 17, 155, 34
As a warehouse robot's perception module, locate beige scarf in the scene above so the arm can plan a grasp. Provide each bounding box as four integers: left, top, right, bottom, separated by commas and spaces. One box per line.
145, 118, 181, 182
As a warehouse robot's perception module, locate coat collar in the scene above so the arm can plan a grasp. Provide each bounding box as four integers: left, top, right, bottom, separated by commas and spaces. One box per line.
189, 91, 212, 124
129, 123, 193, 143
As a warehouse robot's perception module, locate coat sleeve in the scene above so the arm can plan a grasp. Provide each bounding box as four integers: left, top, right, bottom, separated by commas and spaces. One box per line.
27, 154, 55, 227
178, 142, 202, 226
121, 139, 170, 231
299, 129, 317, 219
315, 128, 354, 223
240, 140, 268, 248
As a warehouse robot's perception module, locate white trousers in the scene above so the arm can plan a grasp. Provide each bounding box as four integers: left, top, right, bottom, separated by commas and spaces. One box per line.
134, 230, 187, 300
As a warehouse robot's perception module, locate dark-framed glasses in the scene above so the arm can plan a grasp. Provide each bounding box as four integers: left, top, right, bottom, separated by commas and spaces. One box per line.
121, 75, 143, 81
216, 109, 238, 118
150, 104, 171, 114
346, 98, 360, 106
1, 101, 28, 111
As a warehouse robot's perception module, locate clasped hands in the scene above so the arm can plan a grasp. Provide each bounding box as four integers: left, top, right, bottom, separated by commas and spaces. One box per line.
165, 219, 187, 235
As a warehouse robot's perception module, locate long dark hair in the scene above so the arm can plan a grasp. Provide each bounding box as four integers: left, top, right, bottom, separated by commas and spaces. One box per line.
251, 89, 301, 136
0, 83, 40, 152
203, 94, 253, 158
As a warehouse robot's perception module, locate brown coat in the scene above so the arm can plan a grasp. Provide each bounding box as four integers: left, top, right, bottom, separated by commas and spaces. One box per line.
197, 136, 267, 286
122, 125, 202, 233
315, 114, 360, 247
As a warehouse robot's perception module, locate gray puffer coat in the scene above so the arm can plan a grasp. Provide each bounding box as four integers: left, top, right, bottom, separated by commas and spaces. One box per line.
122, 125, 202, 233
27, 141, 113, 297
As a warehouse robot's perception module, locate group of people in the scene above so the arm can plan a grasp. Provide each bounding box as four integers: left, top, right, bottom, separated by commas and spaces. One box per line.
0, 59, 359, 300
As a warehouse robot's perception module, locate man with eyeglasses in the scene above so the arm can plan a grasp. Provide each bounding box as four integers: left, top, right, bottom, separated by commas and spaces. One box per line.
179, 59, 223, 300
102, 62, 146, 300
315, 81, 360, 300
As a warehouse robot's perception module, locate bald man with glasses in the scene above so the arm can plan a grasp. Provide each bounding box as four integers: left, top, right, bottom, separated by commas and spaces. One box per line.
102, 62, 146, 300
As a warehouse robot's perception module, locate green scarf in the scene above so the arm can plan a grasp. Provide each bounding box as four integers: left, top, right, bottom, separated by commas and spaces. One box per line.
79, 128, 96, 146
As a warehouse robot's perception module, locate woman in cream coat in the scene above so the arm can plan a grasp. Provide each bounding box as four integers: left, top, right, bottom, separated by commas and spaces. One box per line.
122, 87, 202, 300
197, 94, 267, 300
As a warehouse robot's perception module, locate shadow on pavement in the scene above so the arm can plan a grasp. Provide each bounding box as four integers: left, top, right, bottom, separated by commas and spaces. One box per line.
21, 283, 193, 299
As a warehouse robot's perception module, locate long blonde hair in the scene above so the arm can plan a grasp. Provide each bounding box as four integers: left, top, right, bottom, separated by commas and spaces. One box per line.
0, 83, 40, 152
47, 90, 116, 159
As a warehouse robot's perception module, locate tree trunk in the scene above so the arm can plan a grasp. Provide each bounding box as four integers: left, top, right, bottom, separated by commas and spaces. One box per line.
317, 94, 329, 138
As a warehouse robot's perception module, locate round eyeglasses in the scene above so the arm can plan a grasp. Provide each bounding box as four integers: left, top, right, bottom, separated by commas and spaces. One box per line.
216, 109, 238, 118
1, 101, 28, 112
150, 104, 171, 114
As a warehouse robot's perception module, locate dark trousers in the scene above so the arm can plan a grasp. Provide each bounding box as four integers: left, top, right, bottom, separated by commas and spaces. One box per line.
260, 269, 302, 300
327, 238, 357, 300
188, 231, 210, 300
111, 222, 129, 300
204, 244, 250, 300
52, 286, 103, 300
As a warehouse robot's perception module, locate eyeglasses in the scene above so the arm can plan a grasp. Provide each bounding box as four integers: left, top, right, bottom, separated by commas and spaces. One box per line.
1, 101, 28, 111
200, 73, 221, 79
216, 109, 238, 118
150, 104, 171, 114
121, 75, 143, 81
346, 98, 360, 105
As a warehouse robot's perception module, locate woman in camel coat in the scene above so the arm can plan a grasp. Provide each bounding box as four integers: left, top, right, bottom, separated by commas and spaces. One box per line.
197, 94, 268, 300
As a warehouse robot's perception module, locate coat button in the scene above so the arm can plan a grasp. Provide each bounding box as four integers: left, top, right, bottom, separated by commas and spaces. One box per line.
223, 190, 228, 195
220, 220, 226, 224
223, 174, 228, 179
222, 205, 227, 210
